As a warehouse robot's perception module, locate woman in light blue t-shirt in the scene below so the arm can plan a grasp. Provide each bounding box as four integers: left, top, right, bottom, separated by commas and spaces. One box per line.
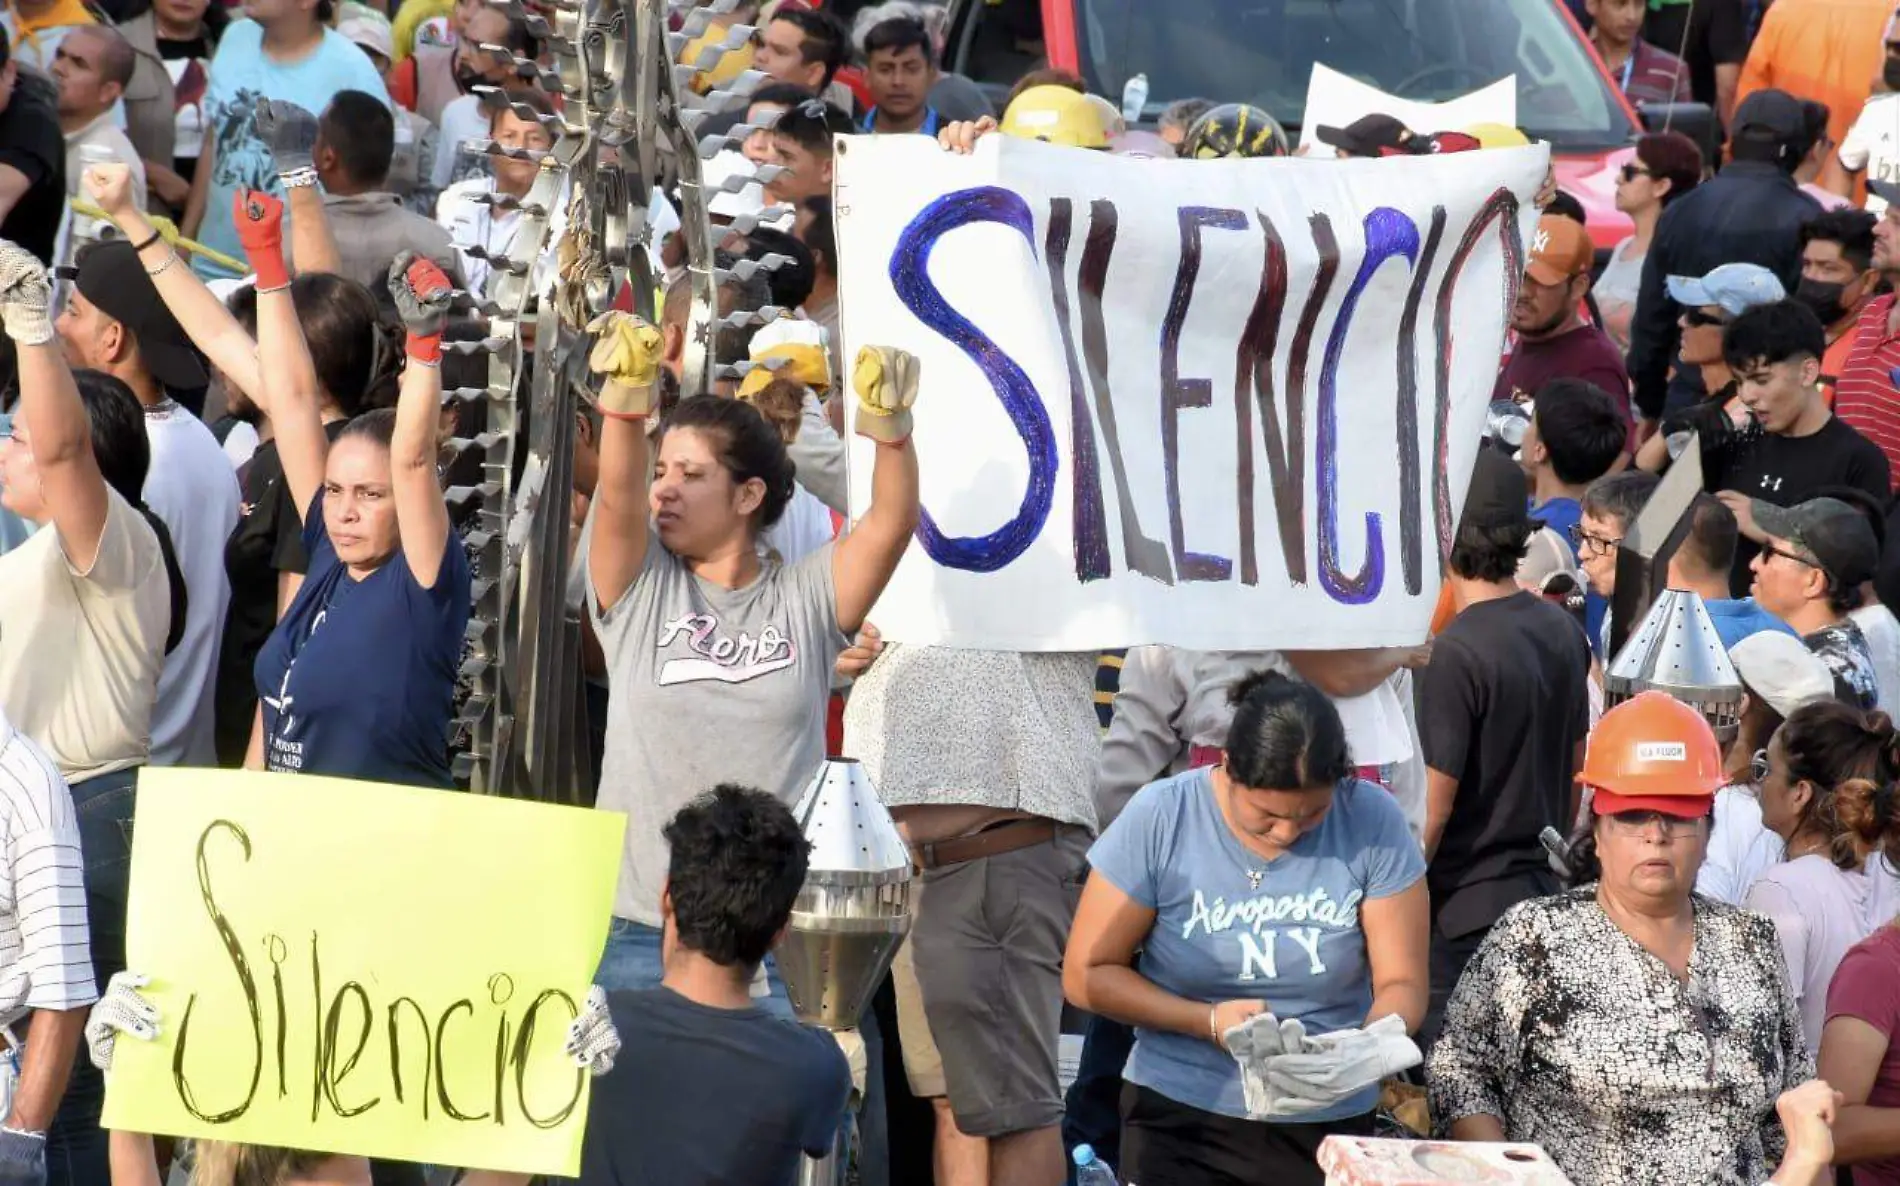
1065, 670, 1428, 1186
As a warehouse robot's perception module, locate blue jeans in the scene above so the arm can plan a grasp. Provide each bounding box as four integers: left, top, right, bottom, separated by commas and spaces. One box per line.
593, 919, 890, 1186
48, 768, 136, 1186
1062, 1013, 1136, 1181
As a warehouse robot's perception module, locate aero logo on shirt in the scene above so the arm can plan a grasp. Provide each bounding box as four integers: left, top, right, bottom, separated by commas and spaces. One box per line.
1181, 887, 1363, 982
655, 611, 796, 685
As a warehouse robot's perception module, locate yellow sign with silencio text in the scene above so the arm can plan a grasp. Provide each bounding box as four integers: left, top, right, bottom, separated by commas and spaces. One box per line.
101, 769, 626, 1178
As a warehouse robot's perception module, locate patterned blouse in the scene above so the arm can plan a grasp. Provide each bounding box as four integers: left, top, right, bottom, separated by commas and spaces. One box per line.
1427, 889, 1810, 1186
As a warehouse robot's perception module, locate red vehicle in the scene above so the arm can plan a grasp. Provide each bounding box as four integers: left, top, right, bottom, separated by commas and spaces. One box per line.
942, 0, 1668, 251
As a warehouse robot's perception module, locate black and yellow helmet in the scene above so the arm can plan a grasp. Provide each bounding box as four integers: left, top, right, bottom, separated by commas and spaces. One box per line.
1180, 104, 1290, 160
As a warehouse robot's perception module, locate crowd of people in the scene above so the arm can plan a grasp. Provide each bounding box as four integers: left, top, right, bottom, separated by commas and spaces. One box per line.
3, 0, 1900, 1184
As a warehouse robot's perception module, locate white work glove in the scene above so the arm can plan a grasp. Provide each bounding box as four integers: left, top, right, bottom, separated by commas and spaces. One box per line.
84, 972, 159, 1072
1261, 1014, 1421, 1117
1221, 1012, 1319, 1117
564, 985, 619, 1077
0, 243, 51, 346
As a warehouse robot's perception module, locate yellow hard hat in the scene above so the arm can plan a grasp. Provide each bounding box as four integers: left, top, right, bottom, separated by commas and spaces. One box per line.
1464, 122, 1531, 149
1000, 85, 1112, 149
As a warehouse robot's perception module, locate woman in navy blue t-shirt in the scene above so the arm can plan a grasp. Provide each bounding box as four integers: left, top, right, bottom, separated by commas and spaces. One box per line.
233, 199, 469, 786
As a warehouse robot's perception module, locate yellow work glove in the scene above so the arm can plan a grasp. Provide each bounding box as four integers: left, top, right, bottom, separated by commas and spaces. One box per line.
852, 345, 920, 444
586, 312, 665, 419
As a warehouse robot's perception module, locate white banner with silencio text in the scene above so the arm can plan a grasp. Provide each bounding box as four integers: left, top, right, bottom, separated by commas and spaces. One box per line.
834, 134, 1548, 651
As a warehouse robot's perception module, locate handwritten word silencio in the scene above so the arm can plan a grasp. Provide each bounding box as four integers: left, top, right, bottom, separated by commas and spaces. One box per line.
169, 820, 586, 1130
889, 185, 1525, 604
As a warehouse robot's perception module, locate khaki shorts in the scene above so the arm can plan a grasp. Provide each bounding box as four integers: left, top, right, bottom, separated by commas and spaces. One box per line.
892, 823, 1090, 1138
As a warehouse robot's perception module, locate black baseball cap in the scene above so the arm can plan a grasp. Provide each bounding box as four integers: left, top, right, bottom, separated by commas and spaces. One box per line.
1731, 88, 1807, 149
63, 240, 208, 391
1459, 440, 1533, 532
1315, 113, 1415, 157
1871, 178, 1900, 207
1753, 496, 1881, 587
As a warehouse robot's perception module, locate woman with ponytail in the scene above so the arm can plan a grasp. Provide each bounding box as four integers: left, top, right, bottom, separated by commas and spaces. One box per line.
1747, 699, 1900, 1059
0, 239, 182, 1185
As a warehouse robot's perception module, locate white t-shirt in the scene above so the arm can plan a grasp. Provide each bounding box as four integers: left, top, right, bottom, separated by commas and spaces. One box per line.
221, 419, 259, 470
762, 487, 832, 567
1746, 853, 1886, 1057
1851, 603, 1900, 712
0, 488, 168, 781
1697, 783, 1783, 906
142, 404, 240, 767
1842, 93, 1900, 212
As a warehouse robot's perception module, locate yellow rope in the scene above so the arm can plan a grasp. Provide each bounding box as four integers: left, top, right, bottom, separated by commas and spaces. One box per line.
69, 201, 252, 277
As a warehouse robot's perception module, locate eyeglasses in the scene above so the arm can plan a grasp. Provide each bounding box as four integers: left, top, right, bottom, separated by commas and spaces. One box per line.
1619, 163, 1653, 183
1683, 307, 1731, 329
1568, 523, 1621, 556
1750, 747, 1771, 784
1604, 809, 1704, 837
1759, 541, 1821, 569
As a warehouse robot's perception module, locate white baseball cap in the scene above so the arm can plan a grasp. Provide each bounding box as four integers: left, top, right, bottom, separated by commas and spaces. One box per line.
1730, 631, 1835, 719
339, 13, 394, 61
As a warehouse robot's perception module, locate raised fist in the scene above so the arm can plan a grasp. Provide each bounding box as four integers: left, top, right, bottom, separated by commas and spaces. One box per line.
389, 251, 454, 338
0, 240, 53, 345
254, 97, 319, 176
851, 345, 920, 444
82, 160, 138, 221
586, 311, 664, 419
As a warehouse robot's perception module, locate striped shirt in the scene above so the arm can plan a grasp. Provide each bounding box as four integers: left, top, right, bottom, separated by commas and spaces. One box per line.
1834, 293, 1900, 490
0, 712, 95, 1016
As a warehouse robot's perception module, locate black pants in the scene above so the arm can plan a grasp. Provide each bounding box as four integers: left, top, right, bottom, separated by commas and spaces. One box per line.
1421, 922, 1494, 1053
1119, 1083, 1374, 1186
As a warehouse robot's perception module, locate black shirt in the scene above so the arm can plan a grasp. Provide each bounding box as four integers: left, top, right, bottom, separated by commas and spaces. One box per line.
0, 71, 66, 264
1627, 163, 1823, 419
1703, 414, 1892, 595
1642, 0, 1750, 113
1421, 591, 1591, 939
212, 423, 347, 765
571, 987, 850, 1186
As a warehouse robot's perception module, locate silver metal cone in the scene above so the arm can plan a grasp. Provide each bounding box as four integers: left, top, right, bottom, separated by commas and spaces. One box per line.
1605, 588, 1743, 742
777, 759, 913, 1030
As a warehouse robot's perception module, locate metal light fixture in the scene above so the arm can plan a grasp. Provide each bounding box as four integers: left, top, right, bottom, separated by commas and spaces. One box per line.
1604, 588, 1743, 743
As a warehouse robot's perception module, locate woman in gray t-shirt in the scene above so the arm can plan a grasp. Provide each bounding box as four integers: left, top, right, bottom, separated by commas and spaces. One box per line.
584, 322, 921, 993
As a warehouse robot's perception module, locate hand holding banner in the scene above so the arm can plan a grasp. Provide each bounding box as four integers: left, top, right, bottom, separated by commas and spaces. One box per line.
101, 770, 625, 1177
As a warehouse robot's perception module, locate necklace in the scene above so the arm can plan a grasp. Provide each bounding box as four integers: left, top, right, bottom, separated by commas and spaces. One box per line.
1215, 774, 1271, 891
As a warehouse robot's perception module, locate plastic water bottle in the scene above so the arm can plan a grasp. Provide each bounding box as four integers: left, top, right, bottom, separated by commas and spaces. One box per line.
1120, 73, 1149, 125
1073, 1143, 1117, 1186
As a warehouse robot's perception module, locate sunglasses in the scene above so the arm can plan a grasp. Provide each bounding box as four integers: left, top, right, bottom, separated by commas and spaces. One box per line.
1619, 164, 1652, 183
1759, 541, 1821, 570
1604, 809, 1703, 837
1683, 307, 1730, 329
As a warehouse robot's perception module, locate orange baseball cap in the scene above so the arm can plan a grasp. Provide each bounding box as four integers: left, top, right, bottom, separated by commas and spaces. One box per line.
1524, 214, 1594, 287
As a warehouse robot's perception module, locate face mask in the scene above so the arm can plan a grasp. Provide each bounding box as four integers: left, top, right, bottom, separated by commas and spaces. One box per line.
1885, 56, 1900, 92
1794, 277, 1850, 325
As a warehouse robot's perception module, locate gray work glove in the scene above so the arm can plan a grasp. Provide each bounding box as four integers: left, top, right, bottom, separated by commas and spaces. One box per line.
0, 243, 51, 346
254, 97, 320, 177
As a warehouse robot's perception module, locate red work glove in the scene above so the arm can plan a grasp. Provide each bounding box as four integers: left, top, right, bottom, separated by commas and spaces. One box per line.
232, 189, 289, 292
388, 250, 454, 365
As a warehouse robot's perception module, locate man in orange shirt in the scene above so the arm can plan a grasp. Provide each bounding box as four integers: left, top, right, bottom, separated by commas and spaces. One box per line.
1737, 0, 1893, 155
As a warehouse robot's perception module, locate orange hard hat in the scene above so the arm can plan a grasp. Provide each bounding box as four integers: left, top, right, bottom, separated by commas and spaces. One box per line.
1580, 691, 1725, 816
